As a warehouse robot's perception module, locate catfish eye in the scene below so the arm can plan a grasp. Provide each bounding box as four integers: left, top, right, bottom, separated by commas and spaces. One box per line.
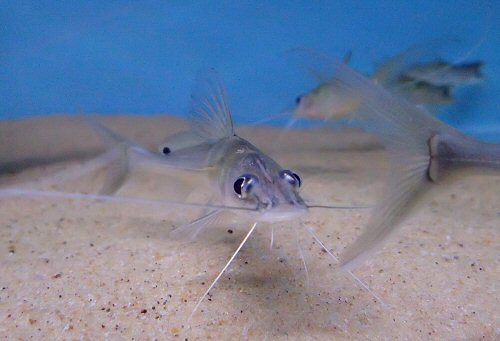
233, 174, 257, 199
161, 146, 171, 155
295, 95, 302, 104
280, 170, 301, 188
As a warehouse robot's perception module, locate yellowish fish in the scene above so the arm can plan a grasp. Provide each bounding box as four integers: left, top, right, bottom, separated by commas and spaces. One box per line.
293, 48, 482, 123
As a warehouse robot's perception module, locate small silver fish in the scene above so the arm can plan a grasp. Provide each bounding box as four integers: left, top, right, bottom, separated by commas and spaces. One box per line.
388, 76, 454, 105
293, 51, 459, 122
402, 60, 484, 87
322, 61, 500, 270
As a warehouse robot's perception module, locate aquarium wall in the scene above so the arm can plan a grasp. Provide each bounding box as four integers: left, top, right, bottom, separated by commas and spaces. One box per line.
1, 1, 499, 141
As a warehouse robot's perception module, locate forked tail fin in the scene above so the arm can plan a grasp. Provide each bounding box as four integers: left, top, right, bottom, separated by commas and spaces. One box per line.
323, 59, 461, 270
87, 118, 179, 194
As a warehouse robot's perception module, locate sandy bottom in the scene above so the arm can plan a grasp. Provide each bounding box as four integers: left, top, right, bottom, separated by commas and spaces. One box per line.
0, 115, 498, 340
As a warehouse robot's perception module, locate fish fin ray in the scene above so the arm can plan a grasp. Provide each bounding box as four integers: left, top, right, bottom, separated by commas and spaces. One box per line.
188, 69, 234, 142
88, 120, 208, 193
169, 209, 224, 241
320, 59, 458, 269
99, 146, 130, 195
341, 159, 430, 270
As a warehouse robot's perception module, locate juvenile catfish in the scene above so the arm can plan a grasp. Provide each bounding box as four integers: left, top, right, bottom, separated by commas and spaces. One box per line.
0, 71, 383, 319
156, 72, 309, 223
86, 72, 309, 222
322, 61, 500, 270
153, 72, 381, 318
402, 60, 484, 87
294, 48, 484, 122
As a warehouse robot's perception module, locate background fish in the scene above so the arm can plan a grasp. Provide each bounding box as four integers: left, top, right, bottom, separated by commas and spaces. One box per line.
319, 60, 500, 270
387, 76, 454, 105
293, 46, 484, 123
402, 60, 484, 87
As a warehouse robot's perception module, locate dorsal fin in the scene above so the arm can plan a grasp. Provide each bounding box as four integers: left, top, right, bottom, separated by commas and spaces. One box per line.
188, 69, 235, 142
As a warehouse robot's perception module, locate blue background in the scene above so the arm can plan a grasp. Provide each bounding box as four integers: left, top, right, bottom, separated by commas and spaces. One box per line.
1, 1, 499, 141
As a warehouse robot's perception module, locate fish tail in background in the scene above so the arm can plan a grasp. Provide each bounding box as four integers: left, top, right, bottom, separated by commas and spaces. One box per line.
86, 118, 177, 194
454, 60, 485, 84
2, 147, 123, 192
324, 61, 454, 270
0, 118, 140, 193
85, 118, 135, 194
374, 30, 489, 98
470, 60, 484, 78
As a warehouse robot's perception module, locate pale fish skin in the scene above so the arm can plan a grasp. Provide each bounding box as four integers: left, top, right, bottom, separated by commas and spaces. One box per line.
90, 72, 308, 223
387, 77, 453, 105
403, 60, 484, 87
294, 50, 482, 121
156, 72, 308, 223
294, 80, 361, 120
326, 60, 500, 270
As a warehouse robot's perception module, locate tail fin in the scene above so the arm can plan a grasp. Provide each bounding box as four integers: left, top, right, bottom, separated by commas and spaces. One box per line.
85, 118, 135, 195
87, 118, 185, 193
322, 60, 460, 270
468, 61, 484, 79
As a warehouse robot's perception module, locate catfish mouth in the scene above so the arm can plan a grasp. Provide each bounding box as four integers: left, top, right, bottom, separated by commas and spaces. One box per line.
255, 203, 308, 222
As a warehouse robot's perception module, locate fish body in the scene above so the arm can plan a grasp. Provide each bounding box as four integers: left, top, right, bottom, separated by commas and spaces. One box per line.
293, 49, 483, 122
87, 72, 308, 223
195, 135, 308, 222
388, 77, 453, 105
315, 60, 500, 270
294, 81, 361, 120
156, 72, 308, 222
403, 60, 484, 87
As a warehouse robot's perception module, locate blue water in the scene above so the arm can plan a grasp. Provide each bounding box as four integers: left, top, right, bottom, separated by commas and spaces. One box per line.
1, 1, 499, 141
